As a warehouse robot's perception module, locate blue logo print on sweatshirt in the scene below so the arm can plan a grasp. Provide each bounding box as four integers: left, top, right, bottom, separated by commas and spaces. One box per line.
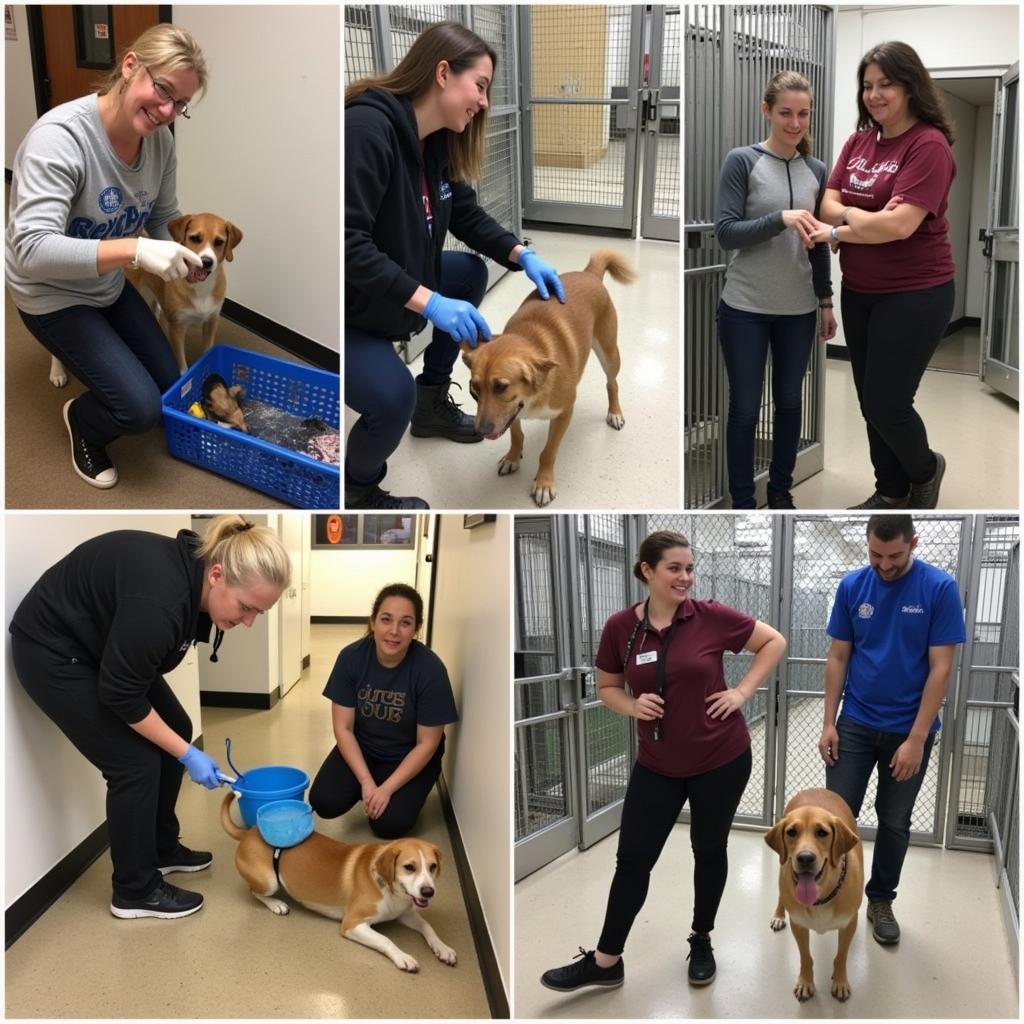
98, 186, 123, 214
68, 195, 156, 240
438, 180, 452, 202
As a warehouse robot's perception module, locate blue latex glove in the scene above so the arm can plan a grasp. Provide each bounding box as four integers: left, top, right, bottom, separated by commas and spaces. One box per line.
422, 292, 492, 347
178, 745, 223, 789
518, 248, 566, 303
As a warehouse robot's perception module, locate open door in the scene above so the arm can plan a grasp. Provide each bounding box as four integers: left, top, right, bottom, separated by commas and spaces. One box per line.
980, 62, 1019, 400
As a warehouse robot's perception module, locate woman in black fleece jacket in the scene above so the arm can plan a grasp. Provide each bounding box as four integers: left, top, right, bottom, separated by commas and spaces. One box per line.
345, 21, 565, 510
9, 515, 291, 920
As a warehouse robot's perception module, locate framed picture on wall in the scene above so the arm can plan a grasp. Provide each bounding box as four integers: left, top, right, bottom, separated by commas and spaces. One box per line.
312, 514, 416, 549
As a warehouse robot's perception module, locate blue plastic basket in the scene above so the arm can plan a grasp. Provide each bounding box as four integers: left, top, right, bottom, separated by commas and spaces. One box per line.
161, 344, 340, 508
232, 765, 310, 828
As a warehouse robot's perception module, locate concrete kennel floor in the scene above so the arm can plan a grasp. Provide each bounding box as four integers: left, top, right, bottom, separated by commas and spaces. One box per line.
515, 822, 1018, 1019
345, 227, 680, 511
5, 625, 491, 1019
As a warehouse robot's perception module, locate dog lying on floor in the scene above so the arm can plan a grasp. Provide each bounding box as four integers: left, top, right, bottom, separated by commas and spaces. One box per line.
220, 792, 456, 972
764, 788, 864, 1002
461, 249, 636, 506
48, 212, 242, 387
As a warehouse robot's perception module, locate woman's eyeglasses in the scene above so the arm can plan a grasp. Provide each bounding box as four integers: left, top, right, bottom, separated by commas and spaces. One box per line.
144, 66, 190, 119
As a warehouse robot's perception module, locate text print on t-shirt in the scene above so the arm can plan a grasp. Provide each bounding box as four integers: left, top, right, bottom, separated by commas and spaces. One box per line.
359, 685, 406, 723
844, 155, 900, 202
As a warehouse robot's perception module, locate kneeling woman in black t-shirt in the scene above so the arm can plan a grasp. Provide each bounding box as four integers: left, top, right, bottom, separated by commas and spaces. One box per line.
310, 583, 458, 838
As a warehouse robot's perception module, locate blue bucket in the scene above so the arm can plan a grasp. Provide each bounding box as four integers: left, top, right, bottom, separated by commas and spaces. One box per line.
232, 766, 309, 828
257, 799, 314, 848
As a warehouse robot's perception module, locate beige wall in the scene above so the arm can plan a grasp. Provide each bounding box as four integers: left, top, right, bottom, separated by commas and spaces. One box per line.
429, 515, 512, 1004
4, 5, 37, 167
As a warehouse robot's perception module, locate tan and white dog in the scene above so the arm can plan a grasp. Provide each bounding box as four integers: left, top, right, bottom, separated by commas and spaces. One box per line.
221, 792, 456, 972
48, 212, 242, 387
764, 788, 864, 1002
461, 249, 635, 506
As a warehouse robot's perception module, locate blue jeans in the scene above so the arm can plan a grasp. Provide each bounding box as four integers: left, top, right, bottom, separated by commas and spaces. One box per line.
345, 251, 487, 487
825, 713, 936, 903
716, 300, 816, 508
18, 281, 180, 448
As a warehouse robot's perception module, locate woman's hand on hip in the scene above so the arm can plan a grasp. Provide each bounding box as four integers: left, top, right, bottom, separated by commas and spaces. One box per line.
631, 692, 665, 721
422, 292, 493, 347
134, 237, 202, 282
704, 687, 747, 720
819, 306, 837, 341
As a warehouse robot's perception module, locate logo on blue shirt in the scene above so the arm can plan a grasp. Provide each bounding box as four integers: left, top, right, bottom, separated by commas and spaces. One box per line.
98, 186, 123, 214
857, 602, 874, 619
902, 604, 925, 614
438, 180, 452, 202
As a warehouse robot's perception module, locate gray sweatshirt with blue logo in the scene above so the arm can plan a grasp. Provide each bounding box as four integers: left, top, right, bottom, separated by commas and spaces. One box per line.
714, 144, 832, 316
5, 94, 180, 314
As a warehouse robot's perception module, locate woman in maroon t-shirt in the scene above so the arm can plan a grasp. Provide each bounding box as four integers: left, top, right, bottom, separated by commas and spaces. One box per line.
540, 531, 786, 993
808, 41, 956, 510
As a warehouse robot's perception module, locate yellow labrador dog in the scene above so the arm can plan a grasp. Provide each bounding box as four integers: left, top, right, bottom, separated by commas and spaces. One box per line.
764, 788, 864, 1002
221, 792, 456, 972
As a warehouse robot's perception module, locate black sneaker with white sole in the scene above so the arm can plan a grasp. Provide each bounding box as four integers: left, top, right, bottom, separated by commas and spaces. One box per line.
110, 879, 204, 920
63, 398, 117, 488
540, 948, 624, 992
158, 843, 213, 875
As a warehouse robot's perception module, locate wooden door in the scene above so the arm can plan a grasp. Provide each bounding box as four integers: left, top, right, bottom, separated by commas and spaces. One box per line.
40, 6, 161, 110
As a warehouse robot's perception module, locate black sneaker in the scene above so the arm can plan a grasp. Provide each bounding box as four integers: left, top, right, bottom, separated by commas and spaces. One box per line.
409, 380, 483, 443
686, 931, 716, 985
63, 398, 117, 488
908, 451, 945, 510
766, 489, 796, 509
847, 490, 910, 510
540, 947, 624, 992
158, 843, 213, 875
110, 879, 204, 920
345, 482, 429, 509
866, 899, 901, 944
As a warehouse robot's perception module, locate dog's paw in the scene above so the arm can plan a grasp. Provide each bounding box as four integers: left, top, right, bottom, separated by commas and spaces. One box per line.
769, 916, 787, 932
265, 898, 290, 915
831, 976, 851, 1002
794, 978, 815, 1002
49, 366, 68, 388
497, 455, 520, 476
430, 941, 457, 966
606, 411, 625, 430
531, 481, 556, 507
392, 952, 420, 973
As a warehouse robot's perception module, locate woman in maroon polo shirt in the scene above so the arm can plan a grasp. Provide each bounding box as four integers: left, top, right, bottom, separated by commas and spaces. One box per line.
808, 41, 956, 510
540, 530, 786, 993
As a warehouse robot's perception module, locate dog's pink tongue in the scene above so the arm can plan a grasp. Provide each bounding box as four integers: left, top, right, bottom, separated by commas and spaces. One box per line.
795, 872, 818, 907
187, 266, 209, 283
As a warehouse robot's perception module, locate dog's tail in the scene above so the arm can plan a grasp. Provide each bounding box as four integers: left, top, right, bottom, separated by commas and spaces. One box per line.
583, 249, 637, 285
220, 790, 249, 842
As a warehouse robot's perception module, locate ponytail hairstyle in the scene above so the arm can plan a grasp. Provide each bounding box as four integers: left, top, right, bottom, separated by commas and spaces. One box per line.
633, 531, 692, 584
345, 20, 496, 182
365, 583, 425, 635
94, 23, 208, 104
856, 41, 955, 145
195, 515, 291, 591
764, 69, 814, 157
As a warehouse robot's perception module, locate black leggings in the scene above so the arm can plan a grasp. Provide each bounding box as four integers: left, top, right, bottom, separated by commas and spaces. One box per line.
309, 741, 444, 839
11, 632, 192, 900
841, 280, 955, 499
597, 746, 752, 955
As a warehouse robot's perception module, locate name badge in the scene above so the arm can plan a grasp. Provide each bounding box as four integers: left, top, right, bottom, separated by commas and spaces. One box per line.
636, 651, 658, 665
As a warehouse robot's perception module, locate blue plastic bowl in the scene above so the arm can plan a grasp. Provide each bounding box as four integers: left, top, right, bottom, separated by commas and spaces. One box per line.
232, 765, 309, 828
256, 799, 314, 848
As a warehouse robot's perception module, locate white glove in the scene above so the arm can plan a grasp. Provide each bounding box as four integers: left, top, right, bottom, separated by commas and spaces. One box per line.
133, 237, 202, 282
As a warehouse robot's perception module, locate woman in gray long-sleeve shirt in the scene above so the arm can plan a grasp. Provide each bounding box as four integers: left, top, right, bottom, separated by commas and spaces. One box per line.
713, 71, 836, 509
5, 25, 207, 489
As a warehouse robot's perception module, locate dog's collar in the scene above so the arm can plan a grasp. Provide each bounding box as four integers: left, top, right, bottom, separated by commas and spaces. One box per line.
813, 854, 848, 906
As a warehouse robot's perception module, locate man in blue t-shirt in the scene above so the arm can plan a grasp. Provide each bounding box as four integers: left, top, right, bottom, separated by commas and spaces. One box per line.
818, 515, 965, 946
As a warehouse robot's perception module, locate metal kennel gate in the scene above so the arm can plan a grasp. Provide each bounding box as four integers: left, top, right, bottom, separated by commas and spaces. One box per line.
518, 5, 680, 240
343, 4, 522, 362
516, 514, 1020, 889
684, 5, 835, 507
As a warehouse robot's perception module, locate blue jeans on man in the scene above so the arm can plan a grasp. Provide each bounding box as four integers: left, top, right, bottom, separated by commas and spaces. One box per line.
825, 713, 936, 903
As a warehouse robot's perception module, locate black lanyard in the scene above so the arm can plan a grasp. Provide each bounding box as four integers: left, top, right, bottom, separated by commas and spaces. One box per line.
622, 599, 681, 741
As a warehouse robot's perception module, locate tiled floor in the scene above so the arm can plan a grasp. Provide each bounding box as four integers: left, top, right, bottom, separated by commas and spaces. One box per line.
5, 625, 490, 1019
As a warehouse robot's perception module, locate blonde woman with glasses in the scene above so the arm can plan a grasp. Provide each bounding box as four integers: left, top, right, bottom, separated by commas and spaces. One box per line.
6, 24, 207, 489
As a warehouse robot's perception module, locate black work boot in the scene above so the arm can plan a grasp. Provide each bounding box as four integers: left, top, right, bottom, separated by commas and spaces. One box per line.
409, 379, 482, 443
345, 482, 429, 510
